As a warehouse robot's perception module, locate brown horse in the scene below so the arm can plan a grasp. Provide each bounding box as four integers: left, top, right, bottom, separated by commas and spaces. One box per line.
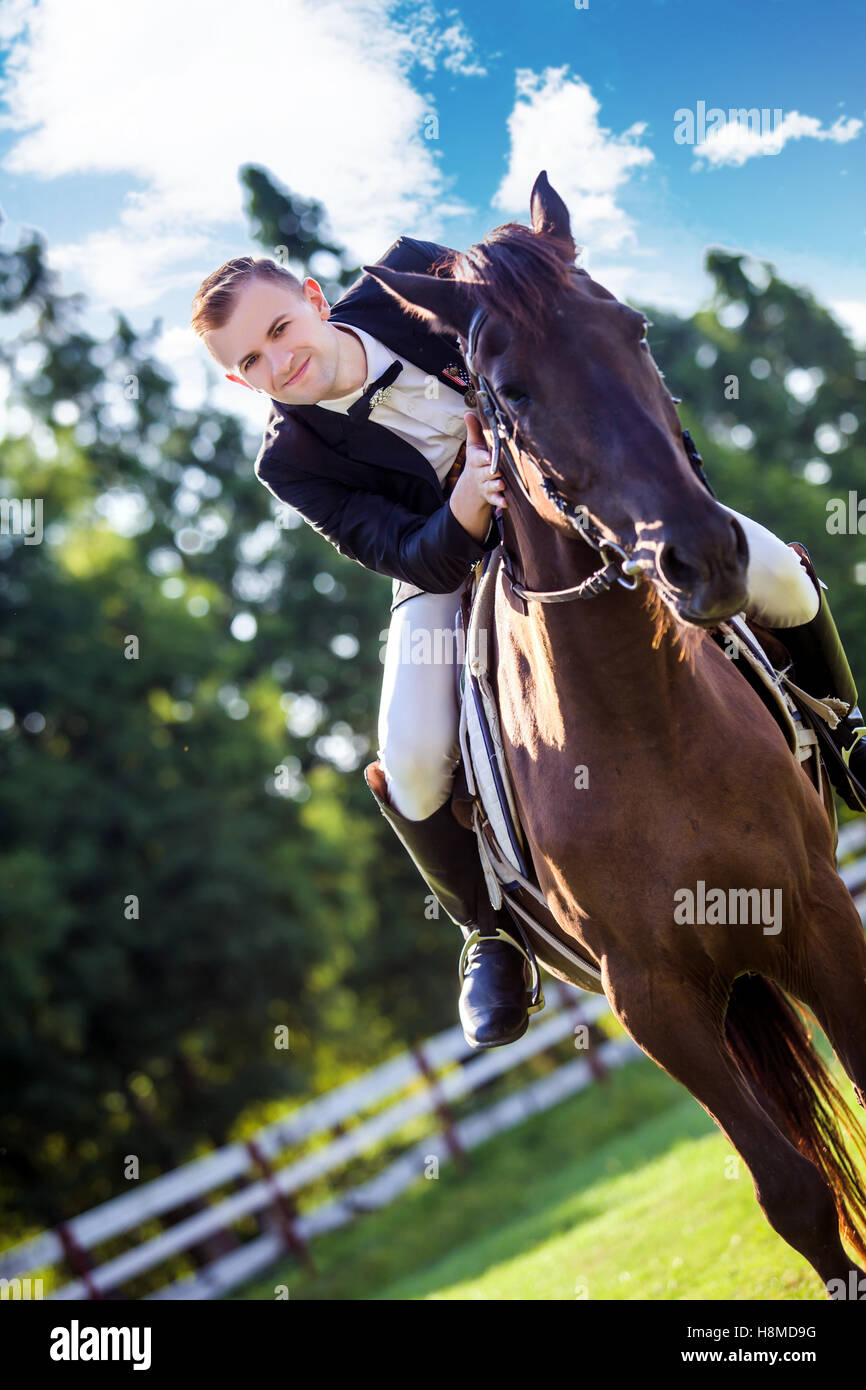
365, 171, 866, 1297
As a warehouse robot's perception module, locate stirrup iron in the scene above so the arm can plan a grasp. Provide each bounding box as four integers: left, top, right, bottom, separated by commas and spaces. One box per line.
458, 925, 545, 1014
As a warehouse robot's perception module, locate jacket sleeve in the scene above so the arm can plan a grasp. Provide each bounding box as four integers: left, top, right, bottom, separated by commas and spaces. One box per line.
257, 464, 500, 594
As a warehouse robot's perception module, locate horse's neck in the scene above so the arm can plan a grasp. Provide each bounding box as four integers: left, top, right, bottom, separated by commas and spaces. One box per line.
500, 497, 704, 714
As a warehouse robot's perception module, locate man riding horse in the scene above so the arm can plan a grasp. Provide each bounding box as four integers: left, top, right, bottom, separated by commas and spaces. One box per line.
191, 191, 866, 1052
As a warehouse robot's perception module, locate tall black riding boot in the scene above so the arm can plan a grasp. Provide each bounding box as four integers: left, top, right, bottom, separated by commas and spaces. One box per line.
364, 760, 537, 1048
768, 544, 866, 812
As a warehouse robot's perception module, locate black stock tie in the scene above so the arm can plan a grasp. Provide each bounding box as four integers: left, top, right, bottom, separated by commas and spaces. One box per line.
346, 360, 403, 423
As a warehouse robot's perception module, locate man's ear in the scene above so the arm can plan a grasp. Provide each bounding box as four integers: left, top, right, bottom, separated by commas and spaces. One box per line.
302, 277, 329, 315
361, 265, 477, 340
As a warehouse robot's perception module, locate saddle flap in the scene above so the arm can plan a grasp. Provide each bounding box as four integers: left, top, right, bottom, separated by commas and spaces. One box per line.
460, 548, 527, 876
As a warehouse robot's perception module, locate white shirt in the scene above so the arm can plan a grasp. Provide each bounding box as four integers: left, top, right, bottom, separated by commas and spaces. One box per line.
317, 322, 468, 488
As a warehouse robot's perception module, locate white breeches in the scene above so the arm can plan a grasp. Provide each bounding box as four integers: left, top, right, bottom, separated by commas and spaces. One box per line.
377, 506, 819, 822
378, 579, 469, 822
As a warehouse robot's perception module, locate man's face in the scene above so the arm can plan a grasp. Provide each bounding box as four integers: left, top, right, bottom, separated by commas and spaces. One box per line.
205, 276, 341, 404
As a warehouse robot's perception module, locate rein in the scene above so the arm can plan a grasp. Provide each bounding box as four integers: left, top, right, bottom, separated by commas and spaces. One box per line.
462, 293, 715, 606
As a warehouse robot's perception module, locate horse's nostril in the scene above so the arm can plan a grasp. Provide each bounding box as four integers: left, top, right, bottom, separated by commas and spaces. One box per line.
660, 543, 701, 590
730, 516, 749, 568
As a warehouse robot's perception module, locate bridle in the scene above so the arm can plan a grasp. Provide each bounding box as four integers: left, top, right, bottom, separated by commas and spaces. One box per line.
462, 278, 715, 606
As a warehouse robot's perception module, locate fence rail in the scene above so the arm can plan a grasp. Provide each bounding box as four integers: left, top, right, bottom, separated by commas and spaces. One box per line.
1, 986, 623, 1300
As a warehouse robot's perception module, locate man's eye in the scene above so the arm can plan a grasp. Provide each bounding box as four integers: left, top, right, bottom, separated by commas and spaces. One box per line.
243, 322, 288, 373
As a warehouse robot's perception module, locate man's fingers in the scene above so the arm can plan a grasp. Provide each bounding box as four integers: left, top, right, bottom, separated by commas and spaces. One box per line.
465, 413, 497, 477
459, 410, 507, 509
464, 411, 486, 446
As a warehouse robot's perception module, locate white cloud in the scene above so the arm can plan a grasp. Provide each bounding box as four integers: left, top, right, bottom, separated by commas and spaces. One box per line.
401, 3, 489, 76
492, 66, 654, 252
49, 229, 214, 313
579, 258, 707, 317
0, 0, 481, 308
0, 0, 30, 41
694, 110, 862, 169
829, 299, 866, 350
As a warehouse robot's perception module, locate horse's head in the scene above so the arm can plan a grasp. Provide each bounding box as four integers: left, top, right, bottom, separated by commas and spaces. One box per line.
362, 171, 750, 627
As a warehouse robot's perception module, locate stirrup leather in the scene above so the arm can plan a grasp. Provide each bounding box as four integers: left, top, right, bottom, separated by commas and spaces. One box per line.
458, 925, 545, 1014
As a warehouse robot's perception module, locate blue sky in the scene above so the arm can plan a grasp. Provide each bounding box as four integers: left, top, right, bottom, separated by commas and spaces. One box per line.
0, 0, 863, 431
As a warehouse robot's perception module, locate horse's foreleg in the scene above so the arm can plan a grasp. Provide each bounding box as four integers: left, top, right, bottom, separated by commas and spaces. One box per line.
603, 957, 860, 1294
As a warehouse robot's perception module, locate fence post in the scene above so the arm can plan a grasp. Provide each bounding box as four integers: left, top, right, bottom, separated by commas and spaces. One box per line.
55, 1220, 103, 1300
245, 1138, 315, 1274
412, 1043, 468, 1171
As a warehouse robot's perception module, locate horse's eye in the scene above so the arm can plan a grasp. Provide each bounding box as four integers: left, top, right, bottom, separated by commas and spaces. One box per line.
502, 384, 529, 407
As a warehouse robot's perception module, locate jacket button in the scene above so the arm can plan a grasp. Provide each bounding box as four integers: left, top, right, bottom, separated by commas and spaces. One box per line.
463, 389, 476, 408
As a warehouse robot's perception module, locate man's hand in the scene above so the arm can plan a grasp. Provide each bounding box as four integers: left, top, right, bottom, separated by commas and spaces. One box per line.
448, 412, 507, 542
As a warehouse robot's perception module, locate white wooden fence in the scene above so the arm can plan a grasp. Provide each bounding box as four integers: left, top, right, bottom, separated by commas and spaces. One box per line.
3, 818, 865, 1302
1, 986, 630, 1300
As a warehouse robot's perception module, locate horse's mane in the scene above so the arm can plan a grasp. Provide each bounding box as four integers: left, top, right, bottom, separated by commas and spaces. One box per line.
643, 584, 707, 670
432, 223, 580, 341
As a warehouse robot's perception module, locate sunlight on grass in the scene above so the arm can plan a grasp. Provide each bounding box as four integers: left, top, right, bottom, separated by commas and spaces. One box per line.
231, 1046, 865, 1301
378, 1104, 822, 1301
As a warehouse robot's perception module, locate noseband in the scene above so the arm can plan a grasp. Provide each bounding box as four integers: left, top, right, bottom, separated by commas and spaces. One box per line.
462, 289, 714, 606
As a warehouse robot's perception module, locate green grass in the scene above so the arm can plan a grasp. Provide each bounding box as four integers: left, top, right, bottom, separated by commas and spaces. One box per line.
230, 1048, 865, 1301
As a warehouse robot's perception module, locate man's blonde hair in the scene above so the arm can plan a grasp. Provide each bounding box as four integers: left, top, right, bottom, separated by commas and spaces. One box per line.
190, 257, 304, 341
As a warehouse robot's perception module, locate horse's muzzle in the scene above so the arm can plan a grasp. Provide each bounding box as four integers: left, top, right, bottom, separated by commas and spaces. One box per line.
658, 513, 750, 626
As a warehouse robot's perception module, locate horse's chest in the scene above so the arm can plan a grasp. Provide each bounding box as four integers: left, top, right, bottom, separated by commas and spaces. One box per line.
491, 605, 636, 857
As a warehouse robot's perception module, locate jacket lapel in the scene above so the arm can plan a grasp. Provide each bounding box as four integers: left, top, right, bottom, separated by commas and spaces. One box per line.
290, 402, 445, 495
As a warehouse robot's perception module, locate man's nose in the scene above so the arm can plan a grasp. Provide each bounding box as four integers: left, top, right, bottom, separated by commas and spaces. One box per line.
268, 350, 289, 381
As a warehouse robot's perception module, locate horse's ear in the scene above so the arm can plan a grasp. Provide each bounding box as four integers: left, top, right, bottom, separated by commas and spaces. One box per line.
530, 170, 577, 263
361, 265, 477, 339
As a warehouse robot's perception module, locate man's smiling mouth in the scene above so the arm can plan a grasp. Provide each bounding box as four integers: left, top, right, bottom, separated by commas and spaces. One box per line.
283, 357, 310, 389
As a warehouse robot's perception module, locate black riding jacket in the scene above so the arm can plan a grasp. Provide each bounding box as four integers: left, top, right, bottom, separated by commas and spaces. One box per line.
253, 235, 501, 609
